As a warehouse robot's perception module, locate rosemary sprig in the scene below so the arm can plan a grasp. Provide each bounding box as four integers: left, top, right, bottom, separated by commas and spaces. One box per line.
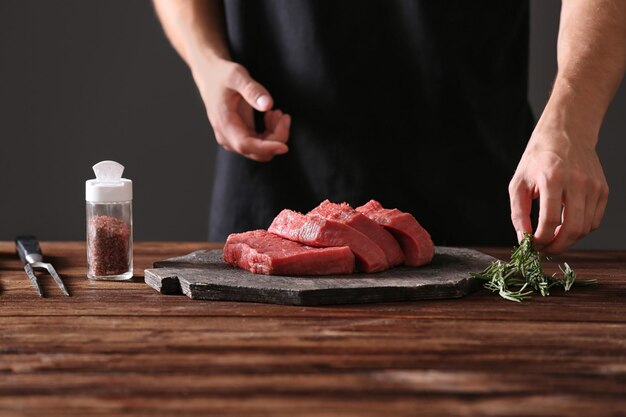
470, 233, 597, 302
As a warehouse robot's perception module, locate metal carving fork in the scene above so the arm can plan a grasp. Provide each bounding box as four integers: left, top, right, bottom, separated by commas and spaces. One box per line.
16, 235, 70, 297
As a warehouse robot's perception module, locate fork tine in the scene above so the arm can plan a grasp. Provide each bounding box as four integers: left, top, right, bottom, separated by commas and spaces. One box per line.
44, 264, 70, 297
24, 264, 44, 297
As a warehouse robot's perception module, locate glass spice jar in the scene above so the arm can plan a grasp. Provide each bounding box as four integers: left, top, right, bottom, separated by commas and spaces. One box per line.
85, 160, 133, 280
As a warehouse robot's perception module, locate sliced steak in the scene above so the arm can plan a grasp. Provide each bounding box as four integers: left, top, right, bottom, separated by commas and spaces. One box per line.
268, 209, 388, 273
224, 230, 355, 275
309, 200, 405, 267
356, 200, 434, 266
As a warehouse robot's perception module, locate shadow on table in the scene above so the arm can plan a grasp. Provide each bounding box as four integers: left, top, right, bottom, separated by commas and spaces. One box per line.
0, 251, 19, 270
39, 255, 74, 269
0, 252, 16, 295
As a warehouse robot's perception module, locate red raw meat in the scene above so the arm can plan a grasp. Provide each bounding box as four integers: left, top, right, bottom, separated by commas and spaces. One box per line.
309, 200, 404, 267
224, 230, 355, 275
268, 209, 388, 273
356, 200, 434, 266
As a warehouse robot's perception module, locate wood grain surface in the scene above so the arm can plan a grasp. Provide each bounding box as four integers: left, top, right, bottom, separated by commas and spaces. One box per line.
0, 242, 625, 417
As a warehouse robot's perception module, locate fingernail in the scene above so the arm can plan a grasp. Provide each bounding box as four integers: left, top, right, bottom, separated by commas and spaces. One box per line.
516, 230, 523, 243
256, 95, 271, 109
283, 115, 291, 129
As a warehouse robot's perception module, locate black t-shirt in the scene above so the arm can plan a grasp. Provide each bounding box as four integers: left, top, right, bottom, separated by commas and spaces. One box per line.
209, 0, 534, 245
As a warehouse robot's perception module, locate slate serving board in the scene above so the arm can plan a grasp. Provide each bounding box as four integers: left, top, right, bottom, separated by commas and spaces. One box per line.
144, 247, 496, 306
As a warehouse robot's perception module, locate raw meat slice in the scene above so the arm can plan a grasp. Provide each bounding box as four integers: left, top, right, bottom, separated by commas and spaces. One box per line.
268, 209, 388, 273
356, 200, 434, 266
309, 200, 405, 267
224, 230, 355, 275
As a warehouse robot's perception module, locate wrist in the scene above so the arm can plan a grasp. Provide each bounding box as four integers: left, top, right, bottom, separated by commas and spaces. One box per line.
536, 77, 603, 147
187, 47, 231, 88
186, 41, 230, 68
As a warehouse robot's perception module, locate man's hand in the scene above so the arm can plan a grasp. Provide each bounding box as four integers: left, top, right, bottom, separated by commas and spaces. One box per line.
192, 58, 291, 162
508, 0, 626, 253
509, 127, 608, 254
152, 0, 291, 162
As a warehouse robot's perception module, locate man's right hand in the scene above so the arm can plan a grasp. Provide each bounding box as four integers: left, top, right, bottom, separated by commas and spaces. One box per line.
192, 58, 291, 162
152, 0, 291, 162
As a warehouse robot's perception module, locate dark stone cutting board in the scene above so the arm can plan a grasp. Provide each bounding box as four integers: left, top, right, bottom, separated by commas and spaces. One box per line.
144, 247, 495, 306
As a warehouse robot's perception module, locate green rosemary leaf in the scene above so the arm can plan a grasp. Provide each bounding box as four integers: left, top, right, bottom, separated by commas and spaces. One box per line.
472, 233, 597, 302
561, 262, 576, 291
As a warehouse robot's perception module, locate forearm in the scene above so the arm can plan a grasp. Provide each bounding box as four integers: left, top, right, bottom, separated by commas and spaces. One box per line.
538, 0, 626, 144
152, 0, 230, 67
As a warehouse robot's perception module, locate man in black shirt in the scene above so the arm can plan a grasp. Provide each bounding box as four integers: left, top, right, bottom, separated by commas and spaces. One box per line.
154, 0, 625, 253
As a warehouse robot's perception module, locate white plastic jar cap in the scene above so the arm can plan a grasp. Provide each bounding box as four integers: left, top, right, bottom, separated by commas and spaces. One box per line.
85, 160, 133, 202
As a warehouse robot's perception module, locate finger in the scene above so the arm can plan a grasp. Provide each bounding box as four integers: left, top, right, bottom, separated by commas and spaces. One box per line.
269, 110, 283, 132
591, 184, 609, 230
261, 109, 285, 134
238, 98, 255, 129
508, 178, 534, 242
214, 129, 233, 152
241, 151, 275, 163
264, 114, 291, 144
582, 190, 600, 236
533, 181, 563, 249
542, 190, 586, 254
263, 109, 281, 133
271, 110, 283, 131
221, 110, 288, 160
264, 110, 276, 132
226, 64, 273, 112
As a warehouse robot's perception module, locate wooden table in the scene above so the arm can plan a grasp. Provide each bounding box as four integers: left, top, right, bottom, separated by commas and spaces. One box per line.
1, 242, 624, 416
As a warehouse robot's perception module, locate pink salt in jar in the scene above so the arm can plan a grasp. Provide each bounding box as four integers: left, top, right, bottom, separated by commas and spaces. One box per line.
85, 160, 133, 280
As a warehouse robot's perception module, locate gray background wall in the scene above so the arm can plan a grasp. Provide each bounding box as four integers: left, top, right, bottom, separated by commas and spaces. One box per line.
0, 1, 624, 248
